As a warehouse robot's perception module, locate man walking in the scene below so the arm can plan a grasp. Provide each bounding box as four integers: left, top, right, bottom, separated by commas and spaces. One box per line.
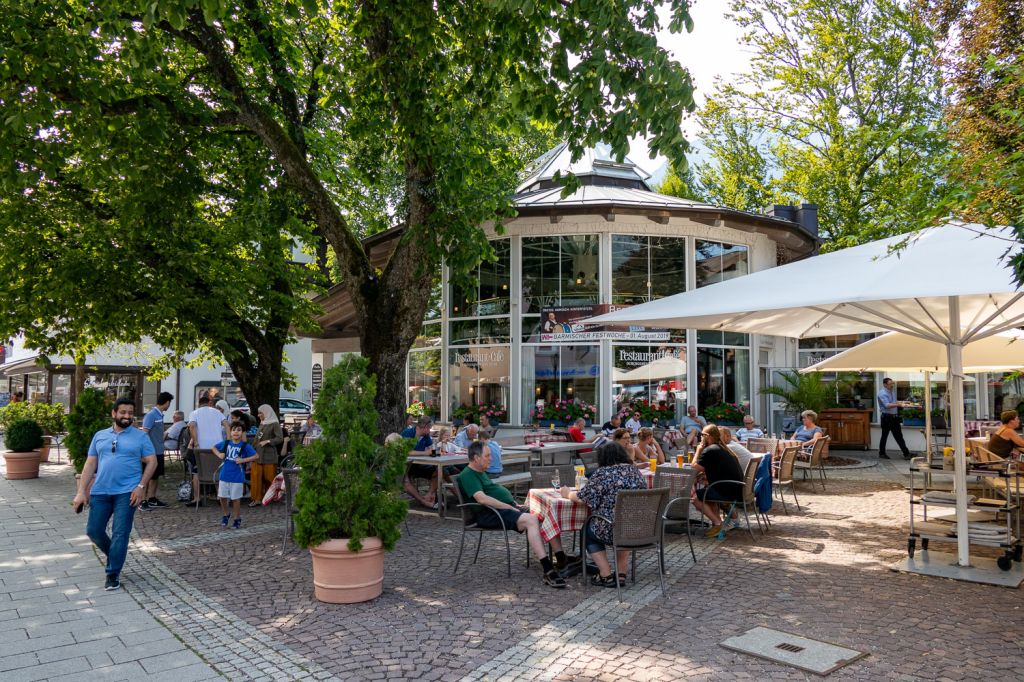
140, 391, 173, 510
72, 399, 156, 591
877, 377, 912, 460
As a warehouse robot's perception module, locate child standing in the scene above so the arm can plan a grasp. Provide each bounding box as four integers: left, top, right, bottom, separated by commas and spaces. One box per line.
213, 422, 258, 528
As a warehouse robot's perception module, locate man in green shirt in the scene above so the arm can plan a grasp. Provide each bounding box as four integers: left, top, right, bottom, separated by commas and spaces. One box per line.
459, 442, 568, 588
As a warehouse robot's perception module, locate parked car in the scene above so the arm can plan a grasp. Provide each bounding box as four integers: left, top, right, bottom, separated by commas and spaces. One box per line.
232, 398, 312, 415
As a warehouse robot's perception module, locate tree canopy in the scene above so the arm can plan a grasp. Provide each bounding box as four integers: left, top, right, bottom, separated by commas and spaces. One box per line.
0, 1, 697, 430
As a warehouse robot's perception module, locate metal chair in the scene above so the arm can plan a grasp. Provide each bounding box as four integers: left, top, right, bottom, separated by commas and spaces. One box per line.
281, 467, 301, 545
700, 456, 765, 540
452, 473, 529, 577
530, 465, 577, 489
795, 436, 829, 490
654, 468, 697, 564
193, 450, 223, 510
581, 487, 669, 602
773, 445, 802, 514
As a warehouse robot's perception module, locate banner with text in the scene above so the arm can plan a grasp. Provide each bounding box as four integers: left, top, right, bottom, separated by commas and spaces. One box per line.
539, 304, 668, 342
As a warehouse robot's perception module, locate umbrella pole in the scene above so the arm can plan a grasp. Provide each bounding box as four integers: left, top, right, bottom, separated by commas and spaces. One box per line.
947, 298, 970, 567
924, 371, 932, 465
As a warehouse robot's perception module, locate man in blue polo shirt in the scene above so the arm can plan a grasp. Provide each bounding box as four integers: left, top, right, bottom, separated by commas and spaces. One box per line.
72, 399, 157, 591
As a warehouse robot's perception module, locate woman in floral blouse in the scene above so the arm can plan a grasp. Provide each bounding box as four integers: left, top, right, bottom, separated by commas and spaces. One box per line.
560, 442, 646, 587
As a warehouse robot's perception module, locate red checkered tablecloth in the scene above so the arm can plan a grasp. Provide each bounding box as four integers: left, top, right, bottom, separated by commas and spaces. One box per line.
964, 420, 1000, 436
523, 430, 570, 444
527, 488, 589, 543
641, 468, 654, 488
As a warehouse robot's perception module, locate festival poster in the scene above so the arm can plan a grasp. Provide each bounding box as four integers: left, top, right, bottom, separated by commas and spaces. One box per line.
539, 304, 668, 342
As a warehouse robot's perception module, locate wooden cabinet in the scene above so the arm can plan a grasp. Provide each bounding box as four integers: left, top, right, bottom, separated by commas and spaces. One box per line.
818, 409, 872, 450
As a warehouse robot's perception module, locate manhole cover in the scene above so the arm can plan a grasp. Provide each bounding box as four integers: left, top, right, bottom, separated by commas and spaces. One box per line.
721, 626, 867, 675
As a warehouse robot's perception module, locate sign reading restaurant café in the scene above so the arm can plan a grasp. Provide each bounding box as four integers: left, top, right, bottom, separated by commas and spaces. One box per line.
540, 304, 668, 342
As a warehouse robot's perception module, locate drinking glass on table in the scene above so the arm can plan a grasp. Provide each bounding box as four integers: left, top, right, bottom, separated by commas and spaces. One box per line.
649, 457, 657, 472
551, 470, 561, 489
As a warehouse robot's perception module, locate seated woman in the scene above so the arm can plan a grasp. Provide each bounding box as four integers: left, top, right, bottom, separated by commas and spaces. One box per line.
987, 410, 1024, 458
560, 442, 647, 587
793, 410, 824, 444
635, 427, 666, 465
610, 428, 640, 463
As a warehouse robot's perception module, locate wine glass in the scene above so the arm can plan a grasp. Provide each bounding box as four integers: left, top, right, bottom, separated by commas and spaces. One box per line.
551, 470, 560, 489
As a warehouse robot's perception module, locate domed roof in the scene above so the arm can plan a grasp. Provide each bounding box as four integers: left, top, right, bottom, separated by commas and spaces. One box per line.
516, 142, 652, 193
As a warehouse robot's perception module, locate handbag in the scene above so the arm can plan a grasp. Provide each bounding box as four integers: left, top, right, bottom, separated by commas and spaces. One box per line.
177, 478, 193, 502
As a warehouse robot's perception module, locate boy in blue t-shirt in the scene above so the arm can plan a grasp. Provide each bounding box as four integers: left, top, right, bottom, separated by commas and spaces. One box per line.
213, 422, 258, 528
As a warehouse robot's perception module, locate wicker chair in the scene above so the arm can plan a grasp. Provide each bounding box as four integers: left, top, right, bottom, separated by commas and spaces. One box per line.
581, 487, 669, 602
700, 456, 765, 540
452, 473, 529, 577
281, 466, 300, 544
773, 445, 801, 514
654, 468, 697, 564
746, 437, 778, 457
193, 450, 224, 510
795, 436, 829, 490
530, 465, 578, 489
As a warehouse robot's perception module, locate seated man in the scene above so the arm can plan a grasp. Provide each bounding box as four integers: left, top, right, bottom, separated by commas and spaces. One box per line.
163, 411, 187, 451
679, 405, 708, 448
734, 416, 765, 443
401, 414, 416, 439
719, 427, 755, 473
691, 425, 745, 537
601, 413, 622, 436
568, 418, 588, 443
404, 417, 440, 508
454, 423, 478, 450
479, 414, 496, 439
624, 411, 642, 434
479, 430, 503, 477
458, 442, 569, 588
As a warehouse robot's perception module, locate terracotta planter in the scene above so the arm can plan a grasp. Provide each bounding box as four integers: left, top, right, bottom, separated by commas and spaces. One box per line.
38, 442, 50, 463
4, 450, 41, 480
309, 537, 384, 603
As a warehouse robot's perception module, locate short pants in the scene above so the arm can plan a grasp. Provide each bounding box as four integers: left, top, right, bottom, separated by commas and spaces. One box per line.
695, 486, 739, 503
153, 454, 165, 479
218, 481, 244, 500
474, 507, 526, 531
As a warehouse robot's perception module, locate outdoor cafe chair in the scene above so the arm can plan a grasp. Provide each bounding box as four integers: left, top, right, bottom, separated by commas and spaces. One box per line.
795, 436, 829, 490
581, 487, 669, 602
653, 468, 697, 564
700, 457, 765, 541
773, 445, 802, 514
452, 473, 529, 578
746, 437, 778, 456
530, 465, 578, 490
193, 450, 225, 510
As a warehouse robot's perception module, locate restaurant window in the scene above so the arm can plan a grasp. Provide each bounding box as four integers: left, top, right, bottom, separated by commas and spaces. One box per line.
989, 372, 1024, 420
695, 240, 748, 288
407, 349, 441, 419
696, 332, 751, 416
612, 344, 686, 422
521, 235, 600, 314
612, 235, 687, 305
798, 335, 878, 414
51, 373, 72, 412
27, 372, 48, 403
889, 372, 978, 421
448, 346, 510, 423
521, 345, 600, 424
450, 239, 510, 318
84, 372, 139, 406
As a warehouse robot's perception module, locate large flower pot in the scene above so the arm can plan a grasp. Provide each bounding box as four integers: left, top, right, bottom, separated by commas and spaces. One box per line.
38, 442, 51, 463
309, 537, 384, 604
4, 451, 41, 480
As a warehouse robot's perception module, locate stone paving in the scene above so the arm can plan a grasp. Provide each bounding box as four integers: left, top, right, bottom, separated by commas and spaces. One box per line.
3, 451, 1023, 681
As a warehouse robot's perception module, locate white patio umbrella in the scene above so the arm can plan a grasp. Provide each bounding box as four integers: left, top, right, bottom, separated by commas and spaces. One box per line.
587, 222, 1024, 567
801, 330, 1024, 458
620, 354, 688, 382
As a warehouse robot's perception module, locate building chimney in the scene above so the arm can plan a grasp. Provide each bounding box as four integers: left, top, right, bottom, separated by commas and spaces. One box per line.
766, 204, 796, 222
795, 203, 818, 238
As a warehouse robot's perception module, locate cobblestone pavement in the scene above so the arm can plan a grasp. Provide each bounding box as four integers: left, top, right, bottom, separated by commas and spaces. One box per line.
4, 451, 1023, 681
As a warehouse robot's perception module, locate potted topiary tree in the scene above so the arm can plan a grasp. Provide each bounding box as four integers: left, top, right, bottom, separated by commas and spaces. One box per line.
65, 389, 112, 492
293, 355, 408, 604
3, 418, 44, 480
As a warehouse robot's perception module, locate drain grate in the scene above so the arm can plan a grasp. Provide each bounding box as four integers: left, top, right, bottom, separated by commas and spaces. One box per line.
806, 512, 850, 521
721, 627, 867, 676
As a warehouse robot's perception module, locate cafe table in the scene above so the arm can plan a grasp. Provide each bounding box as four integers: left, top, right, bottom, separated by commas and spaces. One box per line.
506, 440, 596, 466
526, 488, 589, 543
406, 453, 468, 518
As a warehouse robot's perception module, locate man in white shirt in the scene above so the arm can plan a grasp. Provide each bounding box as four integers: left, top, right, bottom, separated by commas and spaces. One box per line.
720, 427, 755, 473
734, 416, 765, 443
624, 411, 642, 434
184, 395, 227, 505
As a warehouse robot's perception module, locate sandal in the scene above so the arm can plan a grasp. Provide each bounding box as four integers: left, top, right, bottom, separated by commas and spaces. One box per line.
617, 572, 628, 587
544, 570, 567, 589
248, 501, 261, 508
590, 573, 617, 588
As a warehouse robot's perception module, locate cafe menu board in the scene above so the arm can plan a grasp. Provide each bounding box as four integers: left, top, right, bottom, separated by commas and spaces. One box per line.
539, 305, 668, 342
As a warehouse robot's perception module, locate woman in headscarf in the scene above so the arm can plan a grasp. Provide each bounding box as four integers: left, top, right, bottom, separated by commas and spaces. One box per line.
215, 399, 231, 438
250, 404, 283, 507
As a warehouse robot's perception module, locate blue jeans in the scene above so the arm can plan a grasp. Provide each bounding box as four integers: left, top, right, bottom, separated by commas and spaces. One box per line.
87, 493, 137, 577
